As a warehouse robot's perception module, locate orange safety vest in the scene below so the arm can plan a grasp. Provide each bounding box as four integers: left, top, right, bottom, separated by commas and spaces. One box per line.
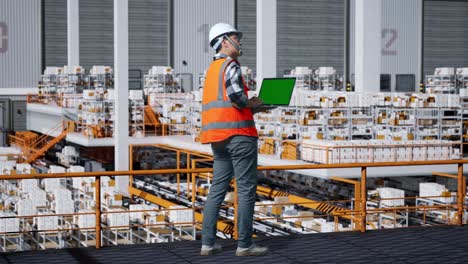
200, 58, 258, 144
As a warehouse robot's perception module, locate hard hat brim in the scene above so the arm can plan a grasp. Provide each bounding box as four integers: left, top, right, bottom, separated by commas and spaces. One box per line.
213, 31, 243, 42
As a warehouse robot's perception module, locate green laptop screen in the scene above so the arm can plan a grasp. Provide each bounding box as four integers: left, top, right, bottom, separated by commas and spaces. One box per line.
258, 78, 296, 106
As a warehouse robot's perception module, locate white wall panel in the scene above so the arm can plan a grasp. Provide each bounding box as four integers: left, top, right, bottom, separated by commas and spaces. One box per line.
277, 0, 345, 77
236, 0, 257, 70
0, 0, 41, 88
173, 0, 235, 87
350, 0, 422, 92
424, 1, 468, 76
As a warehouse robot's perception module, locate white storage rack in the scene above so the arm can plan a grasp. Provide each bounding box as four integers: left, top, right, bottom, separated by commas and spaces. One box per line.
38, 67, 62, 105
129, 90, 145, 137
425, 67, 457, 94
144, 66, 180, 95
366, 187, 408, 229
58, 66, 86, 109
415, 182, 461, 224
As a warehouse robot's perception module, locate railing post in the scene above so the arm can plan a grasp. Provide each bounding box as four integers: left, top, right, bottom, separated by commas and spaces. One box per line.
233, 180, 238, 240
354, 181, 361, 231
176, 151, 181, 196
360, 166, 367, 232
457, 163, 464, 226
129, 145, 134, 187
191, 168, 197, 240
95, 176, 102, 249
186, 153, 191, 198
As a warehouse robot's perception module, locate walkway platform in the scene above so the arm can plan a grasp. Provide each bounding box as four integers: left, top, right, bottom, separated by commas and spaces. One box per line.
2, 225, 468, 263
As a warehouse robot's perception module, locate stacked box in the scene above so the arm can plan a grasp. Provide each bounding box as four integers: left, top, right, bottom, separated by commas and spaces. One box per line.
107, 208, 130, 227
168, 205, 192, 224
129, 204, 157, 223
45, 165, 65, 192
259, 138, 277, 155
54, 188, 74, 214
16, 163, 32, 174
420, 182, 454, 203
20, 179, 39, 193
17, 199, 35, 216
302, 140, 455, 164
0, 213, 20, 233
35, 213, 59, 231
376, 187, 405, 207
281, 141, 299, 160
30, 187, 47, 208
76, 210, 96, 228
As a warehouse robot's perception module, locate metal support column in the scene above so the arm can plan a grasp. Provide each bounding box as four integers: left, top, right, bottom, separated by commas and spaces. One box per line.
354, 0, 381, 93
114, 0, 130, 194
95, 176, 102, 249
256, 0, 277, 87
67, 0, 79, 66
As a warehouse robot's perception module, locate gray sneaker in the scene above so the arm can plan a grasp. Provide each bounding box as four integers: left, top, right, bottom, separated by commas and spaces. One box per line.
235, 244, 268, 257
200, 243, 223, 256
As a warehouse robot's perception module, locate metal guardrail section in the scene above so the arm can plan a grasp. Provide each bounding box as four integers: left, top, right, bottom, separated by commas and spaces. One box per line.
0, 159, 467, 250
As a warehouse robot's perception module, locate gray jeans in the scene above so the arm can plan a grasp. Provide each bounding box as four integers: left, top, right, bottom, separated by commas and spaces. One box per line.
201, 135, 258, 248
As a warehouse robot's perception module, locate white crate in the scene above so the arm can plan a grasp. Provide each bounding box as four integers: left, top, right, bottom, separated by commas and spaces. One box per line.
168, 205, 192, 224
54, 188, 72, 199
20, 179, 39, 193
420, 182, 445, 197
31, 188, 47, 208
107, 209, 129, 227
435, 67, 455, 76
62, 146, 78, 156
55, 197, 75, 214
376, 187, 405, 207
148, 66, 173, 75
90, 65, 112, 75
420, 182, 454, 203
76, 210, 95, 228
35, 214, 59, 231
17, 199, 35, 216
74, 210, 96, 228
0, 213, 20, 233
83, 89, 97, 100
129, 204, 157, 223
68, 165, 84, 174
129, 90, 143, 100
44, 178, 61, 193
16, 163, 32, 174
44, 66, 63, 75
456, 67, 468, 75
63, 65, 84, 75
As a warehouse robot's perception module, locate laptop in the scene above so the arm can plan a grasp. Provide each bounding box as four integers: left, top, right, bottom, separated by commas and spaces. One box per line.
258, 78, 296, 106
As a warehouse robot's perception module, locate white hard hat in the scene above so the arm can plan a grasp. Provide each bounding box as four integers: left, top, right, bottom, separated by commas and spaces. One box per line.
209, 23, 242, 50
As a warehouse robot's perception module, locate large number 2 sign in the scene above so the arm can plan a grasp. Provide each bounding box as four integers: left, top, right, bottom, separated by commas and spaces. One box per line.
382, 28, 397, 56
0, 22, 8, 54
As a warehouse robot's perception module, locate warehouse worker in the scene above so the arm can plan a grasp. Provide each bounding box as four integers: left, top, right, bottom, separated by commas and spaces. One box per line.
200, 23, 268, 257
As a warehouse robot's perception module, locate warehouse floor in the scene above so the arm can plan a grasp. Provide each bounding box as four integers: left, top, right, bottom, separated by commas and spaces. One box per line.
2, 225, 468, 264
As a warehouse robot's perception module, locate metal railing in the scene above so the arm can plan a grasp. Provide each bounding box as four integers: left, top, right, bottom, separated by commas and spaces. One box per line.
0, 159, 467, 251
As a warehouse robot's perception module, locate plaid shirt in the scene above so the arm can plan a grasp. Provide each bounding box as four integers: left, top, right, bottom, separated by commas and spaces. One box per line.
214, 53, 248, 109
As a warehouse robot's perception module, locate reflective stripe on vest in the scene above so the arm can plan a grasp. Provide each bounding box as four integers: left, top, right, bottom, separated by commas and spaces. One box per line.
202, 120, 255, 131
202, 100, 232, 111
